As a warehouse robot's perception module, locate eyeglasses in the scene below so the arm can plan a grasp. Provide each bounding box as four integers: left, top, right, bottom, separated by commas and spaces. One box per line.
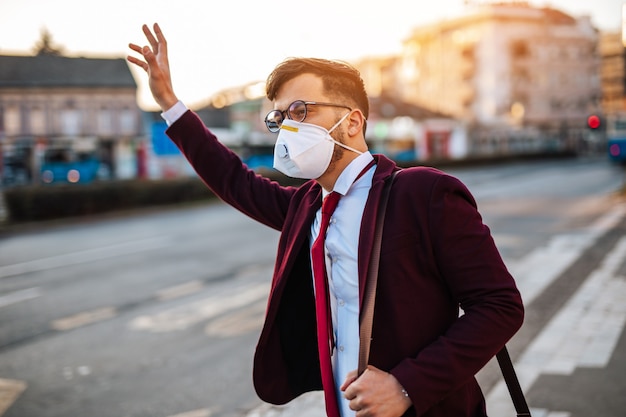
264, 100, 352, 132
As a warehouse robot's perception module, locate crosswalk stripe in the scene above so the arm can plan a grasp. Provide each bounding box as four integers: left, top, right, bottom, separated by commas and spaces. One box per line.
157, 280, 204, 301
486, 236, 626, 416
0, 378, 27, 416
167, 408, 213, 417
508, 202, 626, 305
129, 283, 268, 333
51, 307, 117, 331
204, 300, 266, 337
0, 287, 41, 309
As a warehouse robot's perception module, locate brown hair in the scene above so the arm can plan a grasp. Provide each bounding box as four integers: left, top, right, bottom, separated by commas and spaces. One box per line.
266, 57, 370, 124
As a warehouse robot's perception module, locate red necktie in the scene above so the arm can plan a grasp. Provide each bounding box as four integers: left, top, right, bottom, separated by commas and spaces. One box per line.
311, 191, 341, 417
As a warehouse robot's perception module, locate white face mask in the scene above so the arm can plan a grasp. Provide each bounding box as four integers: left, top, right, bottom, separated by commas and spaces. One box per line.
272, 113, 363, 179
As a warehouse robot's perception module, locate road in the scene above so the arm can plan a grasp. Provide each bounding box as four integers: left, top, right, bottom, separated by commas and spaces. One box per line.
0, 156, 624, 417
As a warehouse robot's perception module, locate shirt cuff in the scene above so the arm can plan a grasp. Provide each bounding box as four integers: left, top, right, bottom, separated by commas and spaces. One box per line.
160, 101, 188, 126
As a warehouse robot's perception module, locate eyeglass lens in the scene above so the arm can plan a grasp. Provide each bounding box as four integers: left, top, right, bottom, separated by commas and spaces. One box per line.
288, 101, 307, 122
265, 111, 282, 132
265, 100, 309, 132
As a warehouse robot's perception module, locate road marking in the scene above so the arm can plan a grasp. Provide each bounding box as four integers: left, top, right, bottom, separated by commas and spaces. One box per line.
204, 300, 266, 337
129, 283, 269, 333
157, 280, 204, 301
0, 287, 41, 309
541, 237, 626, 373
167, 408, 214, 417
508, 202, 626, 305
243, 391, 323, 417
486, 236, 626, 416
0, 378, 27, 416
0, 236, 172, 279
51, 307, 117, 331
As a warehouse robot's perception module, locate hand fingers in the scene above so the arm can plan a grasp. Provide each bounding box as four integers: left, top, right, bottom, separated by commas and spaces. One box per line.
127, 23, 167, 74
141, 24, 159, 52
340, 369, 359, 392
128, 43, 143, 54
349, 397, 363, 413
139, 45, 161, 72
343, 367, 377, 402
126, 43, 148, 72
126, 43, 156, 73
153, 23, 167, 46
126, 55, 146, 71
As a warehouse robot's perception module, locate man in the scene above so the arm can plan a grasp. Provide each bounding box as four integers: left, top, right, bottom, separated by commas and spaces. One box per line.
128, 23, 524, 417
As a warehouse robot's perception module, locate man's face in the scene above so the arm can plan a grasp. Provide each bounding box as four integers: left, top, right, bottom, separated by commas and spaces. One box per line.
272, 72, 352, 176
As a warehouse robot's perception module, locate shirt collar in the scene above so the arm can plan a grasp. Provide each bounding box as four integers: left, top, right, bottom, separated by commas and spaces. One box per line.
322, 151, 374, 198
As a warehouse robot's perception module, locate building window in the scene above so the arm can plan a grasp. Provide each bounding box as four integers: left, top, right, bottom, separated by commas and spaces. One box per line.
119, 108, 136, 136
511, 41, 529, 58
98, 108, 114, 136
30, 107, 46, 136
5, 106, 20, 135
61, 109, 81, 137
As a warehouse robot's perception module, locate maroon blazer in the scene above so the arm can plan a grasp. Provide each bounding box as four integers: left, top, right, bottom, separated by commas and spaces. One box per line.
167, 111, 524, 417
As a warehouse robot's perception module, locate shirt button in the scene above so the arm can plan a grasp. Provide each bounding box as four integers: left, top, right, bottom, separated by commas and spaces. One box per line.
338, 345, 345, 352
338, 299, 345, 307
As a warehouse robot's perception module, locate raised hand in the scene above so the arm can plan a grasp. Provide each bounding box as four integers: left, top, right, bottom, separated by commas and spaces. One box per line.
127, 23, 179, 111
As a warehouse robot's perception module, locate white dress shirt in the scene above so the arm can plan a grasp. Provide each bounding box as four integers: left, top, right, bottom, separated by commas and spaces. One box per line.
310, 152, 375, 417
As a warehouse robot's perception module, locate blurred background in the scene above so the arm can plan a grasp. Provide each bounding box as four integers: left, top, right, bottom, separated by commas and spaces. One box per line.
1, 1, 626, 417
0, 0, 624, 192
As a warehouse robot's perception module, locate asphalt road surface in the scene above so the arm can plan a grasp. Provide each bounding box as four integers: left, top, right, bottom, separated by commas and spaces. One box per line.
0, 155, 624, 417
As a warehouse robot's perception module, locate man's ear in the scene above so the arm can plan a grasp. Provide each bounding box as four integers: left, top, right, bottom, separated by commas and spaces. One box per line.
347, 109, 366, 136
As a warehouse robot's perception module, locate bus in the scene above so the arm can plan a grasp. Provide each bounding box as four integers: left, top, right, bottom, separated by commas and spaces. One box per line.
607, 114, 626, 165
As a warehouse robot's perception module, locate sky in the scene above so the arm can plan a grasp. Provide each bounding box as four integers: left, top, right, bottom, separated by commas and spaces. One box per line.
0, 0, 624, 110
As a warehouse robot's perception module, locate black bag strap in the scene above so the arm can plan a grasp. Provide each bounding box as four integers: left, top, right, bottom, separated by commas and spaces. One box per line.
496, 346, 532, 416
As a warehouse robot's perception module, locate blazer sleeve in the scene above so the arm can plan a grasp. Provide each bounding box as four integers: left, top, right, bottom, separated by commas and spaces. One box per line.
390, 171, 524, 415
165, 110, 295, 231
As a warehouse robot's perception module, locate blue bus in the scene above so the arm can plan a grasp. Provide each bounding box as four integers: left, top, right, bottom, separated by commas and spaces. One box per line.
607, 116, 626, 164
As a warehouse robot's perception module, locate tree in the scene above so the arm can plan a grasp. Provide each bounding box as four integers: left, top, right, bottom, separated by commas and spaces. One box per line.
33, 27, 64, 56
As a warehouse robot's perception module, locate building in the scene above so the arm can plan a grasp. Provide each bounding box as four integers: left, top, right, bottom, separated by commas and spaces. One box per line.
357, 2, 601, 156
0, 48, 144, 185
354, 55, 467, 161
401, 3, 600, 128
599, 31, 626, 116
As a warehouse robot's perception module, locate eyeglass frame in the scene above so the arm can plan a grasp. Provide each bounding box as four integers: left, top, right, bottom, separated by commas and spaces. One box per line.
264, 100, 353, 133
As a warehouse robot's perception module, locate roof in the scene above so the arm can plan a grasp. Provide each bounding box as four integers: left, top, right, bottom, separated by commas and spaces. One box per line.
408, 3, 583, 38
0, 54, 137, 88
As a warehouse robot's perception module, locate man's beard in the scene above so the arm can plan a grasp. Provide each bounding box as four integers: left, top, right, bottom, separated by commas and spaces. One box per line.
326, 128, 347, 173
